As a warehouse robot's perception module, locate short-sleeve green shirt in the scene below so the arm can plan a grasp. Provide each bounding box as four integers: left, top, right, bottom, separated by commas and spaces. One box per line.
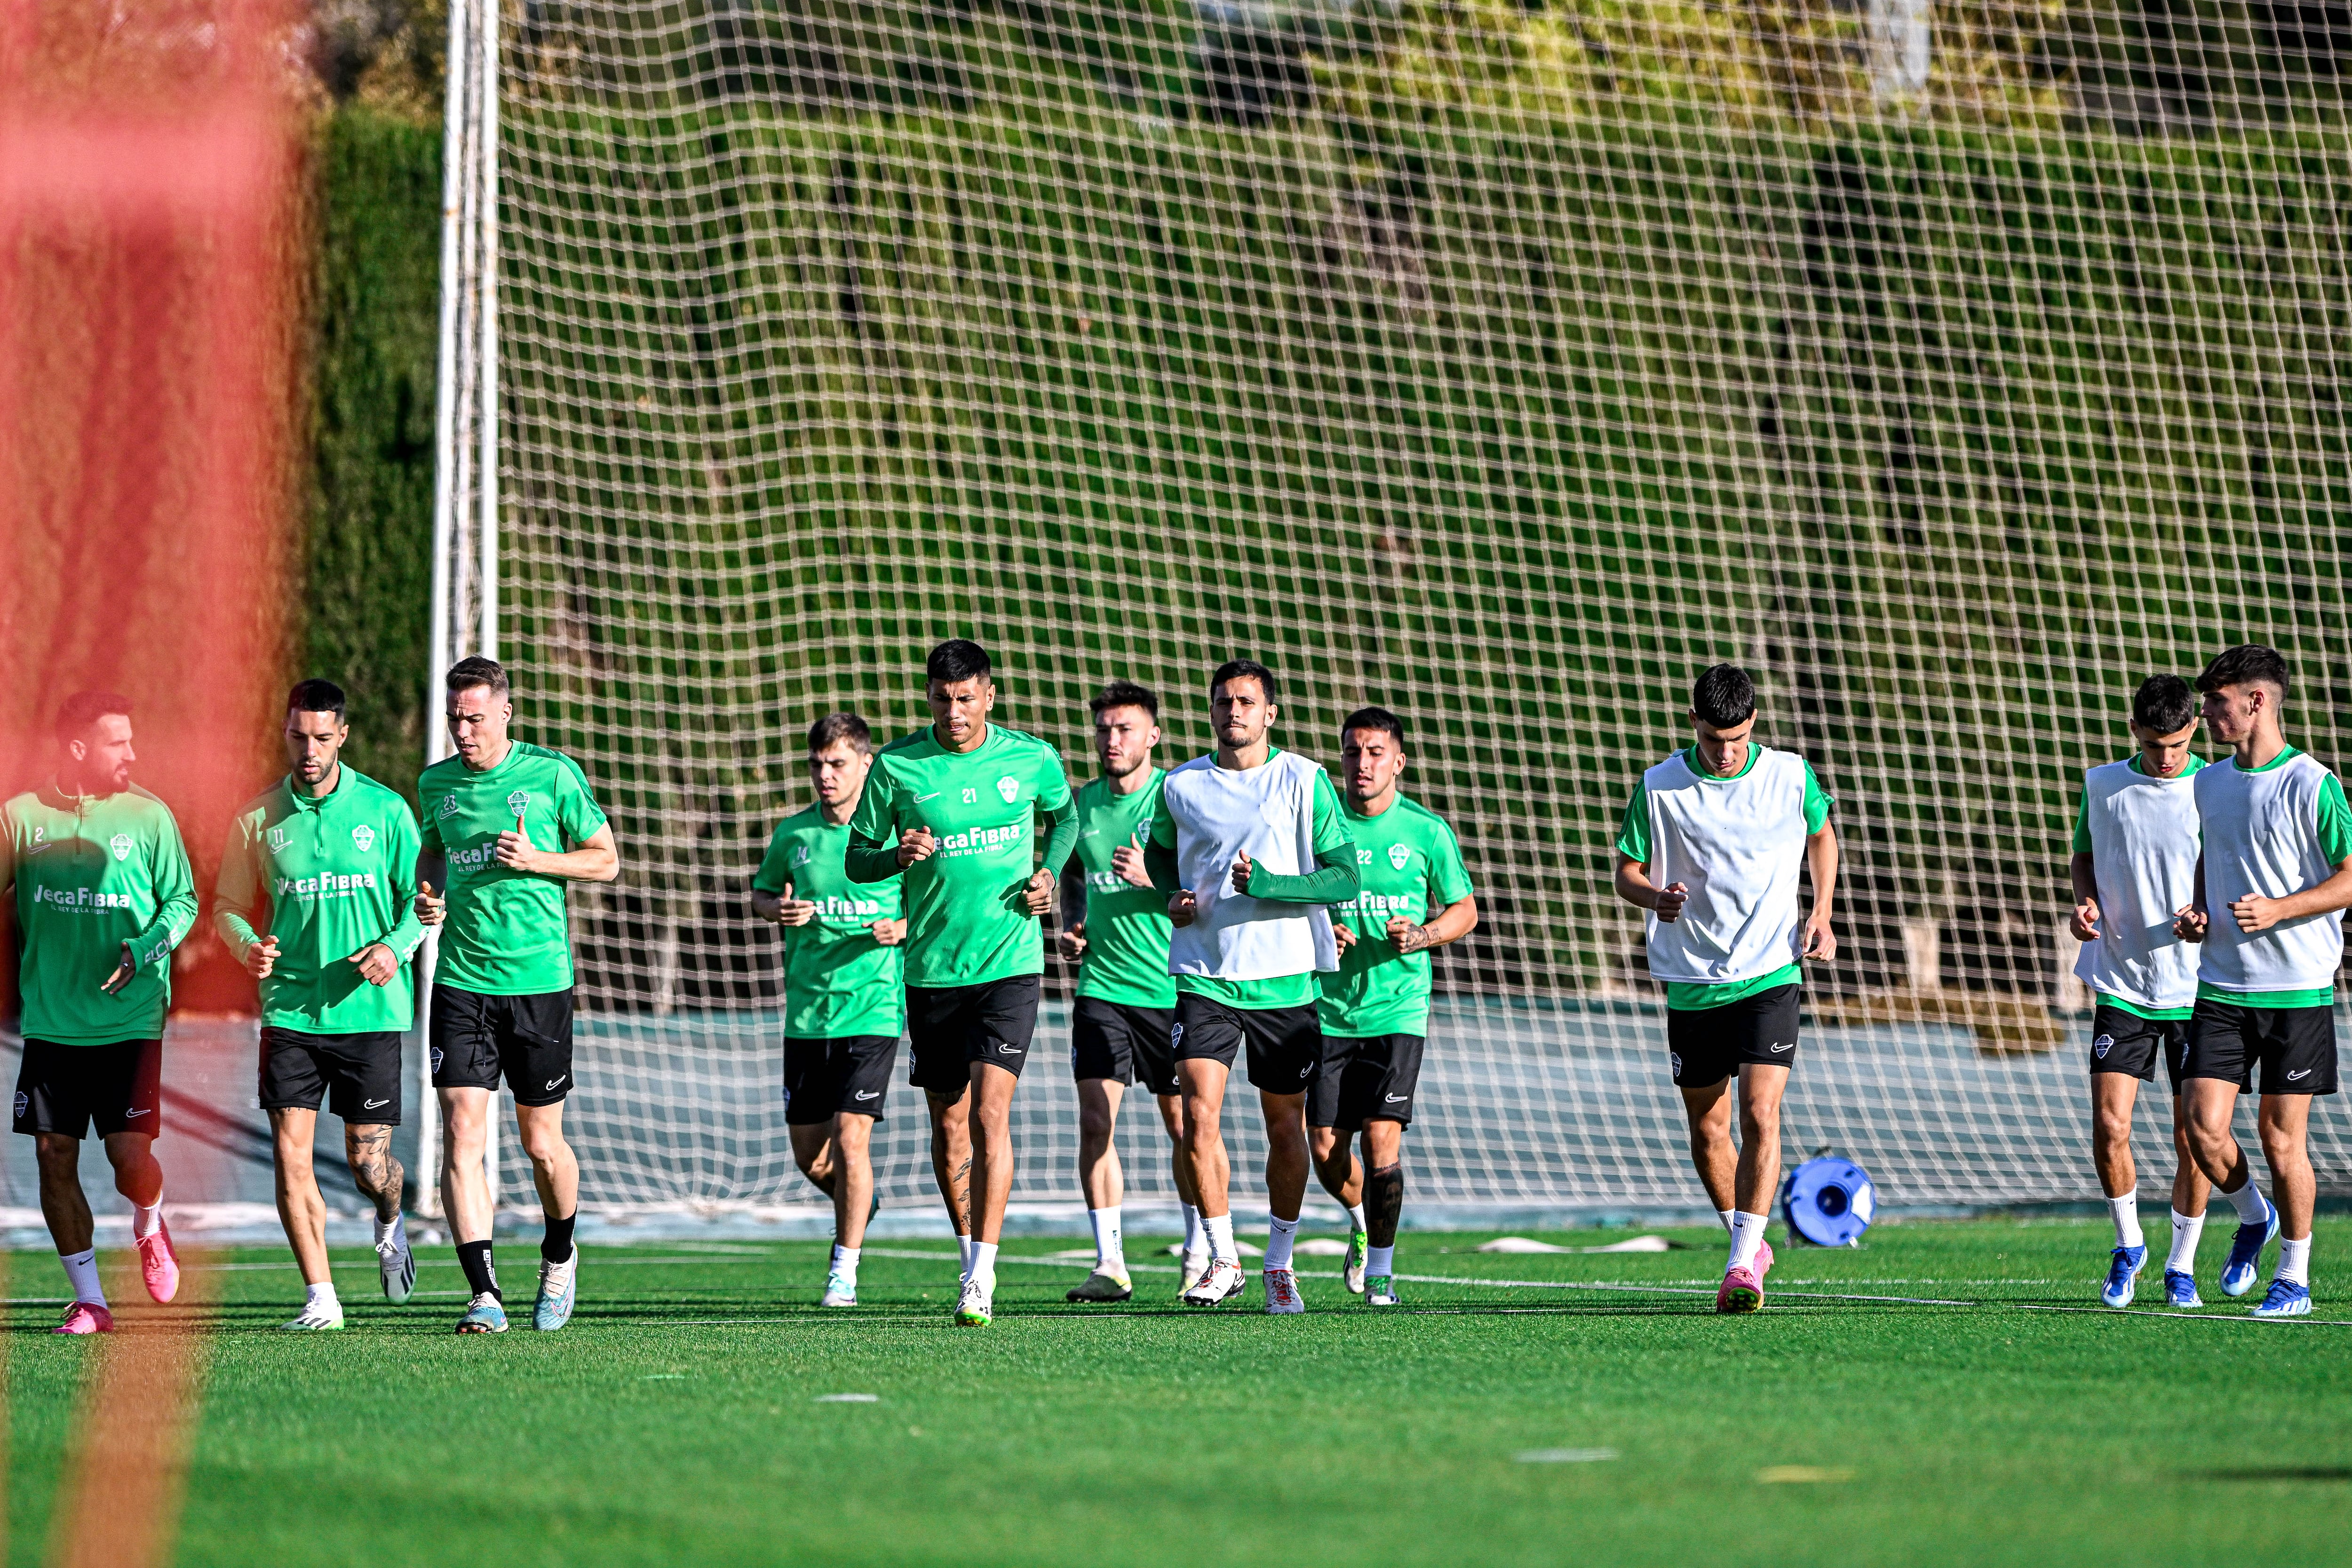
0, 783, 197, 1045
419, 741, 610, 996
1070, 771, 1177, 1008
215, 767, 426, 1034
753, 805, 905, 1039
1318, 794, 1474, 1037
847, 724, 1074, 989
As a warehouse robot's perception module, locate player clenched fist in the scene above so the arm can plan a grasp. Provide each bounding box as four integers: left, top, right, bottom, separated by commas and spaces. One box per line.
1230, 849, 1255, 895
244, 933, 282, 979
1651, 879, 1689, 922
1019, 868, 1055, 918
494, 810, 540, 873
414, 878, 445, 927
1167, 887, 1199, 928
347, 942, 399, 986
895, 825, 937, 867
759, 881, 818, 927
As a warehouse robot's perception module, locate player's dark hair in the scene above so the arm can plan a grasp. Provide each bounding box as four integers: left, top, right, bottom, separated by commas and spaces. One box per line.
926, 639, 992, 684
1212, 659, 1276, 704
807, 712, 873, 755
286, 678, 347, 721
2195, 644, 2290, 699
53, 690, 132, 741
1090, 680, 1159, 721
446, 655, 509, 699
1690, 664, 1756, 729
1341, 706, 1405, 748
2131, 674, 2196, 734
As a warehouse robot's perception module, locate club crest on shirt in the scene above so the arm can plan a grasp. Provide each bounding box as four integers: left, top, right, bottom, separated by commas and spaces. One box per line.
996, 776, 1020, 803
108, 833, 132, 862
1387, 842, 1411, 871
2093, 1034, 2114, 1060
351, 824, 376, 853
507, 791, 530, 818
790, 844, 812, 868
267, 825, 288, 853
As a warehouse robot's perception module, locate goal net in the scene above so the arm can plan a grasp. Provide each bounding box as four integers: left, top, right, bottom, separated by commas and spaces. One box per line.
433, 0, 2352, 1217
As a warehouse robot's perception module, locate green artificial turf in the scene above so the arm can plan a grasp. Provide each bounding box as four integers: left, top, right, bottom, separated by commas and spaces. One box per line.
8, 1219, 2351, 1567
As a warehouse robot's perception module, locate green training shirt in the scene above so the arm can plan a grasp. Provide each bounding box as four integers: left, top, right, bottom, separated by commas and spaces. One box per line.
0, 782, 197, 1045
1067, 770, 1177, 1009
418, 741, 610, 996
215, 766, 426, 1035
1614, 745, 1832, 1011
753, 805, 905, 1039
1318, 793, 1475, 1037
846, 724, 1076, 990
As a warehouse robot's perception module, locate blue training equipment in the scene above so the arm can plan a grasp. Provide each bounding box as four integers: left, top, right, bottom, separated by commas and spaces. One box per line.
1781, 1156, 1877, 1247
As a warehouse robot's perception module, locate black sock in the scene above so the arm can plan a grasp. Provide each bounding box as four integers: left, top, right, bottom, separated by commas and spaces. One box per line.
1367, 1161, 1405, 1249
458, 1239, 501, 1302
541, 1211, 576, 1264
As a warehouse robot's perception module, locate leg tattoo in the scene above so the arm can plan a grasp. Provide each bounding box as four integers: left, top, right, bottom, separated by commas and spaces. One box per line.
349, 1126, 405, 1221
1366, 1161, 1404, 1249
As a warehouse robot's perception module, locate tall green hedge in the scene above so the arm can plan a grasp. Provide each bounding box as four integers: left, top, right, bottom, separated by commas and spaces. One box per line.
306, 107, 443, 801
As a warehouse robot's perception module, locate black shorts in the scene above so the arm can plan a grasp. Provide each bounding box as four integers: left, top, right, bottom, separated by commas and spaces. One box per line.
1309, 1033, 1425, 1130
1666, 984, 1801, 1087
906, 974, 1041, 1098
430, 985, 576, 1106
13, 1038, 161, 1140
2088, 1003, 2191, 1091
2182, 1000, 2338, 1096
260, 1027, 404, 1124
1171, 993, 1320, 1093
784, 1035, 899, 1125
1070, 998, 1178, 1097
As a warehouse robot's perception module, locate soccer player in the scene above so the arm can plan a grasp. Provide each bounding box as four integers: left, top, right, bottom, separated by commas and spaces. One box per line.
216, 680, 425, 1329
1146, 659, 1358, 1314
2068, 674, 2209, 1310
1309, 708, 1477, 1308
1057, 680, 1190, 1302
846, 639, 1076, 1328
0, 692, 195, 1333
413, 657, 620, 1334
752, 713, 906, 1308
1612, 664, 1836, 1315
2173, 644, 2352, 1319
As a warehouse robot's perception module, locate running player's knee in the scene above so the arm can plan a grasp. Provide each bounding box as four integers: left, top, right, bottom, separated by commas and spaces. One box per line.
33, 1133, 79, 1177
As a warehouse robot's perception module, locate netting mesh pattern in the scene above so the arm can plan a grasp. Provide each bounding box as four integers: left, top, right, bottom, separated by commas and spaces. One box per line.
483, 0, 2352, 1207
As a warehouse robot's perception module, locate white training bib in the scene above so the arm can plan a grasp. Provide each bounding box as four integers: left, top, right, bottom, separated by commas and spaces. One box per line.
1161, 750, 1339, 982
2195, 750, 2347, 995
1639, 748, 1810, 986
2074, 758, 2201, 1012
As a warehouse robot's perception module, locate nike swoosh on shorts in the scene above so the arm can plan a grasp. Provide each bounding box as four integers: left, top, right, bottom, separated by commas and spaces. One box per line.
364, 1098, 390, 1109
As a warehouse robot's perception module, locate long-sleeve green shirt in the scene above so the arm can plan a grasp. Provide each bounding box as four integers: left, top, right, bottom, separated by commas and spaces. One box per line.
0, 781, 197, 1045
215, 766, 426, 1035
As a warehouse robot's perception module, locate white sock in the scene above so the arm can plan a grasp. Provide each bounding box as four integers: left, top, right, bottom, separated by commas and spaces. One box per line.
1347, 1203, 1368, 1234
1204, 1212, 1236, 1264
1718, 1209, 1736, 1233
2107, 1193, 2143, 1250
1182, 1204, 1206, 1258
969, 1240, 999, 1290
958, 1233, 976, 1280
133, 1200, 163, 1241
1368, 1243, 1395, 1276
305, 1280, 341, 1315
830, 1243, 861, 1284
2278, 1236, 2312, 1286
59, 1248, 106, 1307
1264, 1213, 1299, 1272
374, 1214, 401, 1248
2167, 1210, 2207, 1274
1728, 1211, 1769, 1273
2224, 1177, 2269, 1225
1089, 1206, 1125, 1274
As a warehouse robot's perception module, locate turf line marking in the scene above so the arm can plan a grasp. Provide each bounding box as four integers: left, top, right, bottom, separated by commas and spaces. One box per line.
814, 1393, 880, 1402
1517, 1448, 1618, 1463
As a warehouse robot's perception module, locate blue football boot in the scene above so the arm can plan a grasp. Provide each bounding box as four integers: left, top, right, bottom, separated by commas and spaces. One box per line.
2163, 1268, 2202, 1309
455, 1292, 509, 1334
2101, 1244, 2147, 1308
2250, 1278, 2312, 1319
2220, 1194, 2279, 1299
